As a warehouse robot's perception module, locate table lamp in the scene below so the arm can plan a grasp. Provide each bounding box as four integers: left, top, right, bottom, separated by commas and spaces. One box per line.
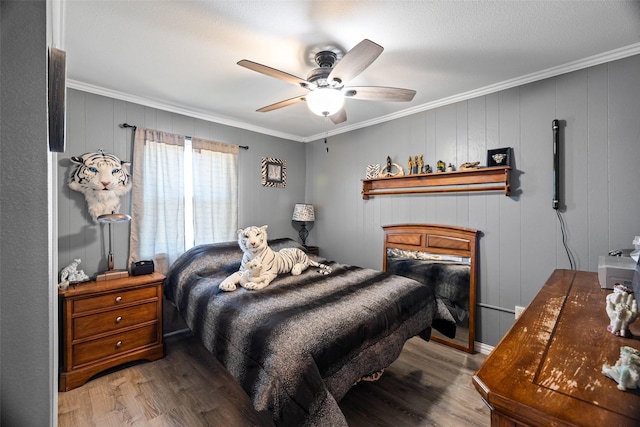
292, 203, 315, 246
96, 212, 132, 281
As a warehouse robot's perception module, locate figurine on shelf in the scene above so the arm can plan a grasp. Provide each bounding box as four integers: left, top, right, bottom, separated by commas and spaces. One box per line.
605, 284, 638, 337
602, 346, 640, 391
413, 156, 419, 174
459, 161, 481, 170
437, 160, 445, 172
378, 156, 404, 178
418, 155, 424, 174
492, 152, 508, 165
424, 164, 432, 173
446, 163, 455, 172
365, 164, 381, 179
407, 156, 413, 175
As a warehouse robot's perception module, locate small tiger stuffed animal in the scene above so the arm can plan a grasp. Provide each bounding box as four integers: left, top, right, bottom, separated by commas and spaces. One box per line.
219, 225, 332, 292
238, 258, 270, 290
68, 149, 132, 221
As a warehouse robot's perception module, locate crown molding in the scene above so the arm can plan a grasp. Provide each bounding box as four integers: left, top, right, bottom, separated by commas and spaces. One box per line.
66, 80, 307, 142
69, 43, 640, 144
303, 42, 640, 142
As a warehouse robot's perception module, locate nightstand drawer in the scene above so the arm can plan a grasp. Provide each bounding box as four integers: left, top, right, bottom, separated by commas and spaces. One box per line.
73, 302, 158, 339
72, 324, 159, 367
73, 286, 157, 313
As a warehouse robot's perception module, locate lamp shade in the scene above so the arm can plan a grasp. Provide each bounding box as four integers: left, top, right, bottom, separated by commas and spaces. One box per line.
306, 88, 344, 117
292, 203, 315, 222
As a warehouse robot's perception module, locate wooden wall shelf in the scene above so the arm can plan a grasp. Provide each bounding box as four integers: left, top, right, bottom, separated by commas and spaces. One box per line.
361, 166, 510, 200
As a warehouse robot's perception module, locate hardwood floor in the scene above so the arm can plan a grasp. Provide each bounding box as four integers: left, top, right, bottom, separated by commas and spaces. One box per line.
59, 333, 490, 426
340, 337, 490, 427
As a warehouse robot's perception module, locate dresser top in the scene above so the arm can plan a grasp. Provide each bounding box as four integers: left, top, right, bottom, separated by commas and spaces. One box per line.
473, 269, 640, 427
59, 272, 165, 297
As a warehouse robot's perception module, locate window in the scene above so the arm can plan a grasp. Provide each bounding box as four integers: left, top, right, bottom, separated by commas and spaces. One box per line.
129, 129, 238, 273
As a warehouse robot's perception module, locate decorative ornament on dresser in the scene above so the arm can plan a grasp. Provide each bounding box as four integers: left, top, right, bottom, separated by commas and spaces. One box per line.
602, 346, 640, 391
605, 283, 638, 337
58, 258, 90, 289
68, 149, 132, 221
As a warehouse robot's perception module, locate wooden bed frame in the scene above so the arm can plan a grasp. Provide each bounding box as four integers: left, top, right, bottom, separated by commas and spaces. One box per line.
382, 224, 479, 353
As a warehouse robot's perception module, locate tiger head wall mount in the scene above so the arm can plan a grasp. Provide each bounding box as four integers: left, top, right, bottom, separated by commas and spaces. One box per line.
68, 149, 132, 221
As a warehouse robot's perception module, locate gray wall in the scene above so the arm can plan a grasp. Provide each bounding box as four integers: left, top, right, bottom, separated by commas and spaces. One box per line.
0, 1, 53, 426
58, 89, 307, 278
61, 55, 640, 348
306, 54, 640, 347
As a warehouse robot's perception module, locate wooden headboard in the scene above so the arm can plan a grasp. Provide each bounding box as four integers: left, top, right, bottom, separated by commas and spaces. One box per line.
383, 224, 478, 267
382, 224, 479, 353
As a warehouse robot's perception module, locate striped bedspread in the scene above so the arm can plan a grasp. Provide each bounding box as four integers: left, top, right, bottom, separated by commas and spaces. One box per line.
165, 239, 437, 426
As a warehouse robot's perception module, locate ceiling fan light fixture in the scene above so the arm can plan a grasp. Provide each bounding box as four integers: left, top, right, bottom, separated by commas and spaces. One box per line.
306, 88, 344, 117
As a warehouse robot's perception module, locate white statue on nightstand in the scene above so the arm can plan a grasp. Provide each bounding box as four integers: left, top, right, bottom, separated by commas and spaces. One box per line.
59, 258, 90, 289
605, 284, 638, 337
603, 346, 640, 391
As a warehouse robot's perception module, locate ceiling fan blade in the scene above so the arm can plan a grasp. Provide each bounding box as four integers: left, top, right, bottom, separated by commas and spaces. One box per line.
329, 108, 347, 124
256, 96, 306, 112
344, 86, 416, 102
328, 39, 383, 85
238, 60, 311, 88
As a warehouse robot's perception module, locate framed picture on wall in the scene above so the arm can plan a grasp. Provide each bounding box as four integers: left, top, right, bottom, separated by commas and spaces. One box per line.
262, 157, 286, 188
487, 147, 512, 167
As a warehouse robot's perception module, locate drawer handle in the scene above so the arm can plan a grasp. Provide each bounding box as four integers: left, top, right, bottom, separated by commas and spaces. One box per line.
115, 340, 123, 348
115, 296, 122, 303
116, 316, 123, 323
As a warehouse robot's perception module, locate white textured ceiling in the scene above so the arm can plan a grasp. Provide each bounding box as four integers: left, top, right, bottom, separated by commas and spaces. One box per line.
58, 1, 640, 142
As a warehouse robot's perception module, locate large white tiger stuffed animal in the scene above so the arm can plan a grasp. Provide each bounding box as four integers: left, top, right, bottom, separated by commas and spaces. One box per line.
68, 149, 132, 221
219, 225, 332, 291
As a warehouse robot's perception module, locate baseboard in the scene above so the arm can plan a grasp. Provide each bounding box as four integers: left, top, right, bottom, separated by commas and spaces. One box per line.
476, 341, 494, 355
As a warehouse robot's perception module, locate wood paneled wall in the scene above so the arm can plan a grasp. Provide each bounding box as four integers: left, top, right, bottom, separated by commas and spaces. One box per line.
57, 90, 307, 278
59, 54, 640, 348
306, 54, 640, 347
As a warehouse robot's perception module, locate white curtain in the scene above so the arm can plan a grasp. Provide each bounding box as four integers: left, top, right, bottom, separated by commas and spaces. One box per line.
191, 137, 238, 245
129, 129, 238, 274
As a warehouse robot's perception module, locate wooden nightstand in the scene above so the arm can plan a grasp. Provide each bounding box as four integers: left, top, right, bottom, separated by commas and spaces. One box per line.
59, 272, 165, 391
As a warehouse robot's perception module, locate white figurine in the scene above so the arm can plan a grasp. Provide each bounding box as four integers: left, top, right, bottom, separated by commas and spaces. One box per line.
603, 346, 640, 391
59, 258, 90, 288
605, 284, 638, 337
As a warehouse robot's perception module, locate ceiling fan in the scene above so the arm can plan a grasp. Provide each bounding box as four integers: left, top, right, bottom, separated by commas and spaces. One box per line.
237, 39, 416, 124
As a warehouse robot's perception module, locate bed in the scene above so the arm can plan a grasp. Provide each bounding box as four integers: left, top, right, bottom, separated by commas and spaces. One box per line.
164, 236, 456, 426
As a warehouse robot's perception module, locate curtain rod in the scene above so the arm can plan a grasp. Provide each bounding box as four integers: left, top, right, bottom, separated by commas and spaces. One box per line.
119, 123, 249, 150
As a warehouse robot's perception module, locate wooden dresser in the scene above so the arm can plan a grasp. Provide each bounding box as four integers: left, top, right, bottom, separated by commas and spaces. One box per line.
59, 272, 165, 391
473, 269, 640, 426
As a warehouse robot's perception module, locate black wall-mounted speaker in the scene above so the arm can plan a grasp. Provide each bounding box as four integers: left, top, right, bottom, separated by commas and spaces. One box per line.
552, 119, 560, 210
48, 47, 66, 153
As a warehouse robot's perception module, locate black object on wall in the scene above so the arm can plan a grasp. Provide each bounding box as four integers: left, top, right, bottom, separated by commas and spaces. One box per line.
48, 47, 66, 152
552, 119, 560, 210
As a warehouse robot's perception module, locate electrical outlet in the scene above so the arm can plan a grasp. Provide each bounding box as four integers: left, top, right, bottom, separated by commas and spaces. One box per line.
515, 305, 525, 319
